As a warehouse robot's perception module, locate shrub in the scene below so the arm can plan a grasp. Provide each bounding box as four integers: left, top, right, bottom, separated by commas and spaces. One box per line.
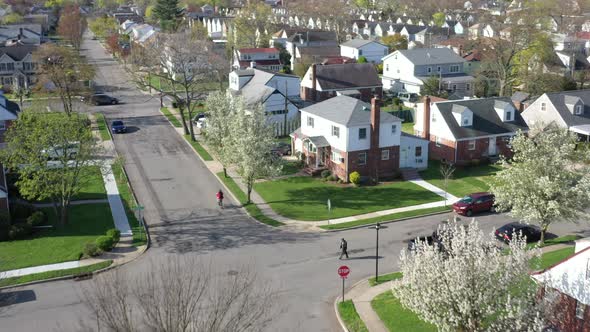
83, 242, 102, 257
321, 170, 331, 178
10, 203, 37, 222
8, 223, 32, 240
393, 97, 402, 106
327, 175, 338, 181
95, 236, 114, 251
0, 212, 10, 241
375, 63, 383, 74
349, 171, 361, 185
26, 211, 46, 227
106, 228, 121, 243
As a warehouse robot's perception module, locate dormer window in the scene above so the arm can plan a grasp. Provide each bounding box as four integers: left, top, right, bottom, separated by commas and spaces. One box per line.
463, 118, 469, 125
505, 110, 513, 121
427, 67, 432, 73
575, 104, 583, 115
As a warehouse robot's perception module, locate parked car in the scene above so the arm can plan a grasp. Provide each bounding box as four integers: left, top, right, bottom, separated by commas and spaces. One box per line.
111, 120, 127, 134
271, 142, 291, 156
191, 113, 206, 124
452, 192, 495, 217
398, 92, 418, 103
82, 93, 119, 106
195, 118, 206, 129
495, 223, 542, 243
407, 235, 437, 252
42, 142, 80, 160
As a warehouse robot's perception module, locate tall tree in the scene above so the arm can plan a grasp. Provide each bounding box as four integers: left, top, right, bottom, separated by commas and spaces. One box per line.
230, 2, 273, 48
0, 111, 100, 226
33, 44, 95, 116
381, 34, 408, 52
88, 15, 119, 39
393, 219, 547, 332
203, 91, 234, 178
490, 126, 590, 244
421, 76, 448, 98
57, 4, 86, 50
432, 12, 446, 27
152, 0, 183, 32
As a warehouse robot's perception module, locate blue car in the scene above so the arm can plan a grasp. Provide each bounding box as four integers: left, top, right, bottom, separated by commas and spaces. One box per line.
111, 120, 127, 134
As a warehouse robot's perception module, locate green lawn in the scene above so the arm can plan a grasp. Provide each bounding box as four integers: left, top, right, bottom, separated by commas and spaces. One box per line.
402, 122, 414, 134
112, 161, 147, 246
254, 177, 443, 221
533, 247, 575, 270
0, 203, 115, 271
0, 260, 113, 287
419, 160, 502, 198
184, 135, 213, 161
217, 172, 283, 227
281, 160, 303, 176
95, 113, 111, 141
372, 291, 436, 332
160, 107, 182, 128
526, 235, 581, 249
369, 271, 403, 286
320, 206, 451, 230
148, 76, 226, 93
338, 300, 369, 332
74, 166, 107, 201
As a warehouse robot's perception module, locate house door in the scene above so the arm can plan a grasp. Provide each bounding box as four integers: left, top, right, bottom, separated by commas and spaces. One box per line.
488, 137, 497, 156
400, 148, 409, 168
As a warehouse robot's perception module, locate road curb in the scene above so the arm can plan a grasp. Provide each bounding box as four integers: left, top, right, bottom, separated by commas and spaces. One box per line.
323, 209, 453, 232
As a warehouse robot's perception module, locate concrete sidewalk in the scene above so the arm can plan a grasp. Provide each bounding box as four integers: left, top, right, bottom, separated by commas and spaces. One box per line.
101, 163, 132, 236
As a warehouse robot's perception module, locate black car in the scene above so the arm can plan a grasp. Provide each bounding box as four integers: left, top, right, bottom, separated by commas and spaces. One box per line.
271, 142, 291, 156
495, 223, 542, 243
83, 94, 119, 106
111, 120, 127, 134
407, 235, 437, 252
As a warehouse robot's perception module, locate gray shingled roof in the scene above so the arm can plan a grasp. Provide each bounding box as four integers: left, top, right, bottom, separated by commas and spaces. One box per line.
314, 63, 382, 90
340, 39, 383, 48
545, 90, 590, 127
435, 97, 529, 139
511, 91, 530, 103
0, 45, 38, 61
389, 47, 465, 65
301, 95, 400, 126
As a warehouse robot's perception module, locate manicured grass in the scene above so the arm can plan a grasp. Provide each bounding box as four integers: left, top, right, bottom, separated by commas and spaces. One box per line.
184, 135, 213, 161
216, 172, 283, 227
372, 291, 436, 332
112, 161, 147, 246
526, 235, 582, 249
419, 160, 502, 198
74, 166, 108, 201
338, 300, 369, 332
320, 206, 451, 230
533, 247, 576, 271
254, 177, 443, 221
281, 160, 303, 176
369, 272, 403, 286
95, 113, 111, 141
402, 121, 414, 134
0, 260, 113, 287
0, 204, 115, 271
160, 107, 182, 128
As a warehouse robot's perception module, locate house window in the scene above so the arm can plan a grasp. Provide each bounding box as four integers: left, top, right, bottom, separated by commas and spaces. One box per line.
435, 137, 442, 147
450, 65, 460, 73
427, 67, 432, 73
415, 146, 422, 157
358, 152, 367, 165
541, 102, 546, 111
307, 116, 314, 128
381, 149, 390, 160
386, 64, 389, 71
0, 121, 6, 130
463, 118, 469, 125
437, 66, 441, 72
0, 63, 5, 71
331, 151, 340, 163
383, 49, 388, 55
359, 127, 367, 139
576, 105, 583, 115
466, 83, 471, 90
452, 84, 457, 91
6, 63, 14, 71
576, 302, 585, 320
506, 111, 513, 121
391, 124, 397, 134
432, 112, 436, 122
332, 125, 340, 138
358, 49, 363, 56
468, 140, 476, 150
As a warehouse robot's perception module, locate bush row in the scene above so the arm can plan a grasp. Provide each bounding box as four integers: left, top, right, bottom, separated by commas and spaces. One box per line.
84, 228, 121, 257
0, 203, 48, 241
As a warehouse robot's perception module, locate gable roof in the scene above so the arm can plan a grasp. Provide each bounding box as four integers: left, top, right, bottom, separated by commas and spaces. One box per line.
297, 45, 339, 57
239, 48, 278, 54
434, 97, 529, 139
301, 95, 400, 127
231, 68, 298, 104
313, 63, 382, 91
0, 45, 37, 61
340, 39, 385, 49
544, 90, 590, 127
384, 47, 465, 65
287, 30, 337, 43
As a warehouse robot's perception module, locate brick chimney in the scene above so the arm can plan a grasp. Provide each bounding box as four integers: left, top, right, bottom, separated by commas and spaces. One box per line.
311, 63, 317, 101
370, 95, 381, 181
422, 96, 431, 140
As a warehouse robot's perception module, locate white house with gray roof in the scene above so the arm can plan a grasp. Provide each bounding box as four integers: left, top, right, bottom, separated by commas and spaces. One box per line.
340, 39, 388, 63
381, 47, 475, 96
521, 90, 590, 140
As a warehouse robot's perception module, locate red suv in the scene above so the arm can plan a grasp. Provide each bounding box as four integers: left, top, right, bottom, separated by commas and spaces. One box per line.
452, 192, 495, 217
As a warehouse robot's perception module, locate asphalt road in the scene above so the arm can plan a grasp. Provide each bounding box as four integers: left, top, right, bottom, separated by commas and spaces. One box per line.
1, 34, 590, 332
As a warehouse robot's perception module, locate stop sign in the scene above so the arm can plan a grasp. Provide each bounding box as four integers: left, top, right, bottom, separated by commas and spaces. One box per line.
338, 265, 350, 278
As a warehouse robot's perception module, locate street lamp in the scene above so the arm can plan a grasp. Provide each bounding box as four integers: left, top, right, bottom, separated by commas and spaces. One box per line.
368, 223, 386, 283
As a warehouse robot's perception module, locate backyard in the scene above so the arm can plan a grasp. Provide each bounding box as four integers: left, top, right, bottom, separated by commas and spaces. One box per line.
419, 160, 503, 198
254, 176, 442, 221
0, 203, 115, 271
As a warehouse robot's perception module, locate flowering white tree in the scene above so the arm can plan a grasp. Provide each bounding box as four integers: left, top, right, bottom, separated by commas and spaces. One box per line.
227, 101, 281, 203
392, 219, 546, 332
203, 91, 236, 178
490, 125, 590, 244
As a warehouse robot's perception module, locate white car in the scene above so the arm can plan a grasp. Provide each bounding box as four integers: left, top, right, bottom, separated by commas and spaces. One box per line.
42, 142, 80, 160
196, 118, 206, 129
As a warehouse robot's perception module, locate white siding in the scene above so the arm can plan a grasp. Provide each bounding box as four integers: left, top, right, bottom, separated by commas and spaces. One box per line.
340, 45, 358, 59
267, 75, 301, 96
400, 135, 429, 169
300, 110, 348, 151
263, 93, 299, 123
430, 103, 456, 141
379, 120, 402, 148
347, 125, 371, 151
341, 42, 388, 63
521, 94, 569, 128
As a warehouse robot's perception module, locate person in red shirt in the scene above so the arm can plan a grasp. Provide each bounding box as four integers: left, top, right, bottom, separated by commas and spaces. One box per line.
216, 190, 224, 207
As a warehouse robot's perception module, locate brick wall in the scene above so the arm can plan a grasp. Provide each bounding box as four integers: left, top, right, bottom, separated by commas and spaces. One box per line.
428, 134, 456, 163
429, 135, 516, 165
541, 288, 590, 332
347, 146, 399, 181
456, 138, 489, 164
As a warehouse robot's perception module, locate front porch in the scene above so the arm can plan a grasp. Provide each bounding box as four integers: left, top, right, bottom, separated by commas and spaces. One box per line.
302, 136, 331, 171
570, 124, 590, 142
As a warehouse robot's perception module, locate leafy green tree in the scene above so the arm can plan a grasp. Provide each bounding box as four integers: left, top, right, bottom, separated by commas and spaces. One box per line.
432, 12, 445, 27
153, 0, 183, 32
381, 34, 407, 52
357, 55, 367, 63
274, 43, 291, 69
354, 0, 371, 10
88, 16, 119, 39
229, 2, 272, 48
1, 112, 100, 226
204, 91, 234, 178
1, 13, 23, 24
490, 125, 590, 244
421, 76, 448, 98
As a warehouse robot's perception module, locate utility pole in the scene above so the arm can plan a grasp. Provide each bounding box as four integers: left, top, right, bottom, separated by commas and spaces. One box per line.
283, 80, 288, 136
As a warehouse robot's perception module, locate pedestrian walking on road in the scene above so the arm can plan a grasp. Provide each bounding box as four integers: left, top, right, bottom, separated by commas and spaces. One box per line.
216, 189, 224, 208
339, 238, 349, 259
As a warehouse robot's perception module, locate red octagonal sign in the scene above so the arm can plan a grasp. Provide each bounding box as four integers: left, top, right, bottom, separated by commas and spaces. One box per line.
338, 265, 350, 278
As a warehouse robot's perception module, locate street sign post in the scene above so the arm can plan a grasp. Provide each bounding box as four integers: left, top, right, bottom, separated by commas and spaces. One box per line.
327, 199, 331, 224
338, 265, 350, 302
134, 205, 145, 241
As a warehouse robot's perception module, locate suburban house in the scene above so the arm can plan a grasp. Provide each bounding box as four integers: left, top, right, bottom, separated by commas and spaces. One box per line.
233, 48, 282, 72
291, 95, 429, 182
532, 238, 590, 332
228, 67, 301, 134
381, 48, 475, 96
414, 96, 529, 165
300, 63, 382, 103
0, 24, 44, 46
521, 90, 590, 141
284, 30, 338, 70
339, 39, 388, 63
0, 44, 38, 90
294, 45, 340, 68
0, 91, 21, 211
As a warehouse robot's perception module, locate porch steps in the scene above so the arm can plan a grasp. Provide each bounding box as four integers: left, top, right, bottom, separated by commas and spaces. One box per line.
303, 167, 327, 176
400, 168, 421, 181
